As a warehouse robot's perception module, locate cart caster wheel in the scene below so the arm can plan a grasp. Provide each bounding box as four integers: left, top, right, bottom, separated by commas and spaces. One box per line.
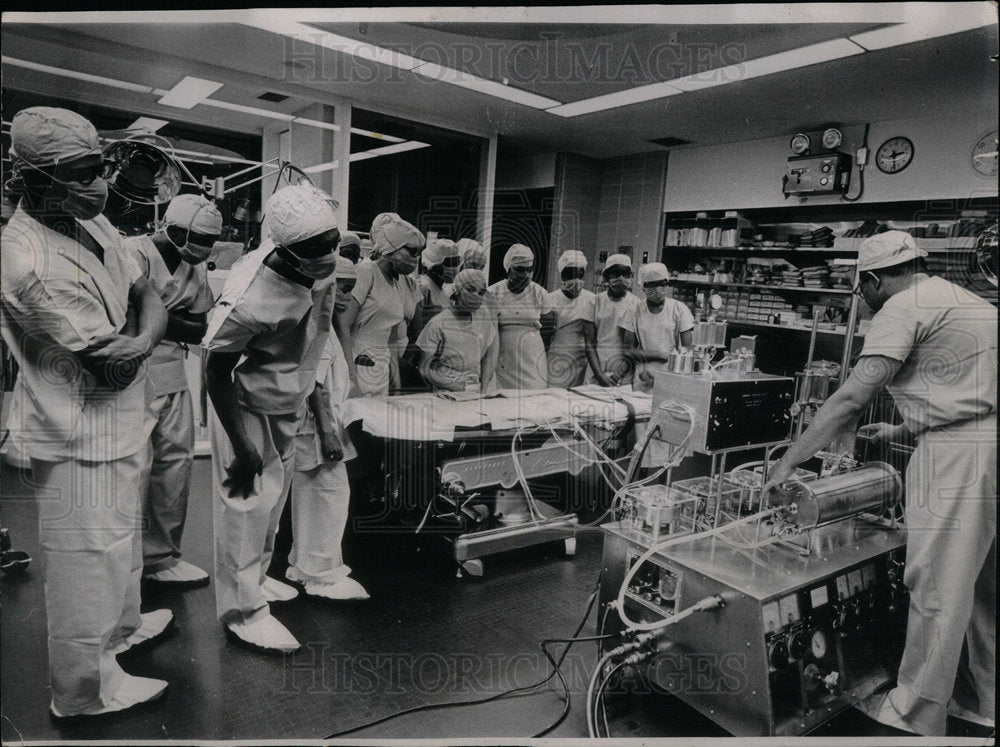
460, 559, 484, 577
564, 537, 577, 557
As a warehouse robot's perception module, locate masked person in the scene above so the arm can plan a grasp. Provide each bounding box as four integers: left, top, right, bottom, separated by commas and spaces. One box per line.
284, 257, 369, 601
1, 107, 171, 717
488, 244, 554, 390
336, 230, 362, 265
416, 269, 498, 392
335, 212, 425, 398
590, 253, 641, 386
762, 231, 997, 737
621, 262, 695, 392
126, 193, 222, 586
203, 184, 340, 653
418, 237, 461, 322
544, 250, 606, 388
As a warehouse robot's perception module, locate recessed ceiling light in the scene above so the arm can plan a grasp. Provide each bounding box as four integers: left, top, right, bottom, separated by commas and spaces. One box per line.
157, 76, 224, 109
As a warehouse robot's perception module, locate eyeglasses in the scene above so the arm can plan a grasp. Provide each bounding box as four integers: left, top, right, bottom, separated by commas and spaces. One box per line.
643, 279, 669, 289
604, 268, 632, 279
508, 265, 534, 274
394, 244, 422, 257
459, 285, 488, 297
560, 267, 586, 280
852, 271, 880, 297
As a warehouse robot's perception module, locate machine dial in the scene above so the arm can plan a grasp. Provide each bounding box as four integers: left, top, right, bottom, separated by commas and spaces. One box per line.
790, 133, 811, 155
821, 128, 843, 150
971, 130, 998, 178
810, 628, 828, 659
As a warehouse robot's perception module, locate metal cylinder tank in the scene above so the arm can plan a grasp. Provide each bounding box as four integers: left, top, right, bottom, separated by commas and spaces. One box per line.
779, 462, 902, 529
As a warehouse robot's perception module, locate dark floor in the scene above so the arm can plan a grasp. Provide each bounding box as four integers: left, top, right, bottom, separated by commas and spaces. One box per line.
1, 457, 994, 743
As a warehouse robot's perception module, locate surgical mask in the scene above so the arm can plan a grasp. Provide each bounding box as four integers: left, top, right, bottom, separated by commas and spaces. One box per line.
59, 178, 108, 220
279, 244, 339, 280
167, 228, 213, 265
389, 247, 420, 275
643, 283, 668, 302
562, 278, 585, 297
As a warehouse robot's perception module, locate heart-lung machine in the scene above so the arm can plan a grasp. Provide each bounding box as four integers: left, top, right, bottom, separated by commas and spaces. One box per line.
597, 367, 908, 736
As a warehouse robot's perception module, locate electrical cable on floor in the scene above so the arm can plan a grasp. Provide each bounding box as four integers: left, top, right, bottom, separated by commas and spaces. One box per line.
594, 659, 629, 738
323, 574, 620, 740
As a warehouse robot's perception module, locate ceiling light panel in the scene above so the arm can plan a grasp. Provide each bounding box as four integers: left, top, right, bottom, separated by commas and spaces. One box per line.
350, 127, 406, 143
1, 55, 154, 93
130, 116, 169, 132
157, 75, 224, 109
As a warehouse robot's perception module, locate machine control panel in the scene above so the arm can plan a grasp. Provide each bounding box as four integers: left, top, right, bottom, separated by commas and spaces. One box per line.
623, 551, 684, 620
762, 549, 908, 720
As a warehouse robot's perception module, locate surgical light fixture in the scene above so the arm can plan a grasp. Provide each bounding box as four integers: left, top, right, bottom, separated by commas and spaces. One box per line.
156, 75, 224, 109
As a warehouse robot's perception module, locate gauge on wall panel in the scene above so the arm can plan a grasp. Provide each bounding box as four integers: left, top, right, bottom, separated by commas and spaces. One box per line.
790, 133, 811, 155
821, 128, 843, 150
810, 628, 828, 659
971, 130, 998, 178
875, 136, 914, 174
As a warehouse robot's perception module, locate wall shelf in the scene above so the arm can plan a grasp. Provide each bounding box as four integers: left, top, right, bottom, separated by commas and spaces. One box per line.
670, 279, 853, 296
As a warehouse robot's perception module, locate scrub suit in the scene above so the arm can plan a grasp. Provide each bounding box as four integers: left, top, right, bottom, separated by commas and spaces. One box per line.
619, 297, 695, 392
202, 247, 336, 624
589, 291, 641, 385
415, 306, 497, 390
1, 205, 149, 714
127, 235, 214, 573
350, 262, 419, 397
488, 280, 549, 390
859, 275, 997, 736
286, 334, 358, 586
545, 288, 597, 388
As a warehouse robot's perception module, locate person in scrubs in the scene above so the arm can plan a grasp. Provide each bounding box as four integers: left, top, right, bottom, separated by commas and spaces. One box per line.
457, 237, 488, 272
620, 262, 695, 392
763, 231, 997, 737
590, 253, 641, 386
335, 213, 425, 398
203, 184, 340, 653
416, 269, 498, 392
545, 250, 607, 388
1, 107, 172, 717
336, 230, 362, 265
418, 237, 461, 321
488, 243, 554, 390
126, 193, 222, 586
285, 256, 369, 601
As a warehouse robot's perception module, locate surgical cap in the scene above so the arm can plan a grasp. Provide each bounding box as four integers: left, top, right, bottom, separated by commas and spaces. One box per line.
638, 262, 670, 285
422, 238, 460, 268
857, 230, 927, 272
264, 184, 339, 247
164, 193, 223, 235
558, 250, 588, 273
338, 230, 361, 250
457, 237, 484, 261
334, 253, 358, 279
9, 107, 101, 167
603, 253, 632, 272
370, 212, 424, 255
503, 244, 534, 271
452, 268, 487, 292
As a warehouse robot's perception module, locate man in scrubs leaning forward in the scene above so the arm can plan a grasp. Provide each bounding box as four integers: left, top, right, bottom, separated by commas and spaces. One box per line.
1, 107, 172, 717
763, 231, 997, 736
203, 184, 340, 652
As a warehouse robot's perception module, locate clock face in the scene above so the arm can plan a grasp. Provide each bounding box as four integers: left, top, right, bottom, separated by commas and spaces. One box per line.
876, 136, 914, 174
971, 130, 998, 178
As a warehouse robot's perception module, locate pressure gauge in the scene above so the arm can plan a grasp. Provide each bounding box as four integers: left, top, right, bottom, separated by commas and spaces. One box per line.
790, 133, 811, 155
709, 293, 723, 310
821, 128, 843, 150
810, 628, 828, 659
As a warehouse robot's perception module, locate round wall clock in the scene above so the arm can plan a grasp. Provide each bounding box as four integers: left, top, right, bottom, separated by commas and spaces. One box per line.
875, 136, 914, 174
971, 130, 998, 178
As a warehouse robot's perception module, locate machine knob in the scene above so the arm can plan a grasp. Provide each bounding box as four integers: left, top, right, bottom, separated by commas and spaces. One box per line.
822, 164, 831, 172
768, 637, 790, 669
819, 177, 830, 186
788, 628, 808, 661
